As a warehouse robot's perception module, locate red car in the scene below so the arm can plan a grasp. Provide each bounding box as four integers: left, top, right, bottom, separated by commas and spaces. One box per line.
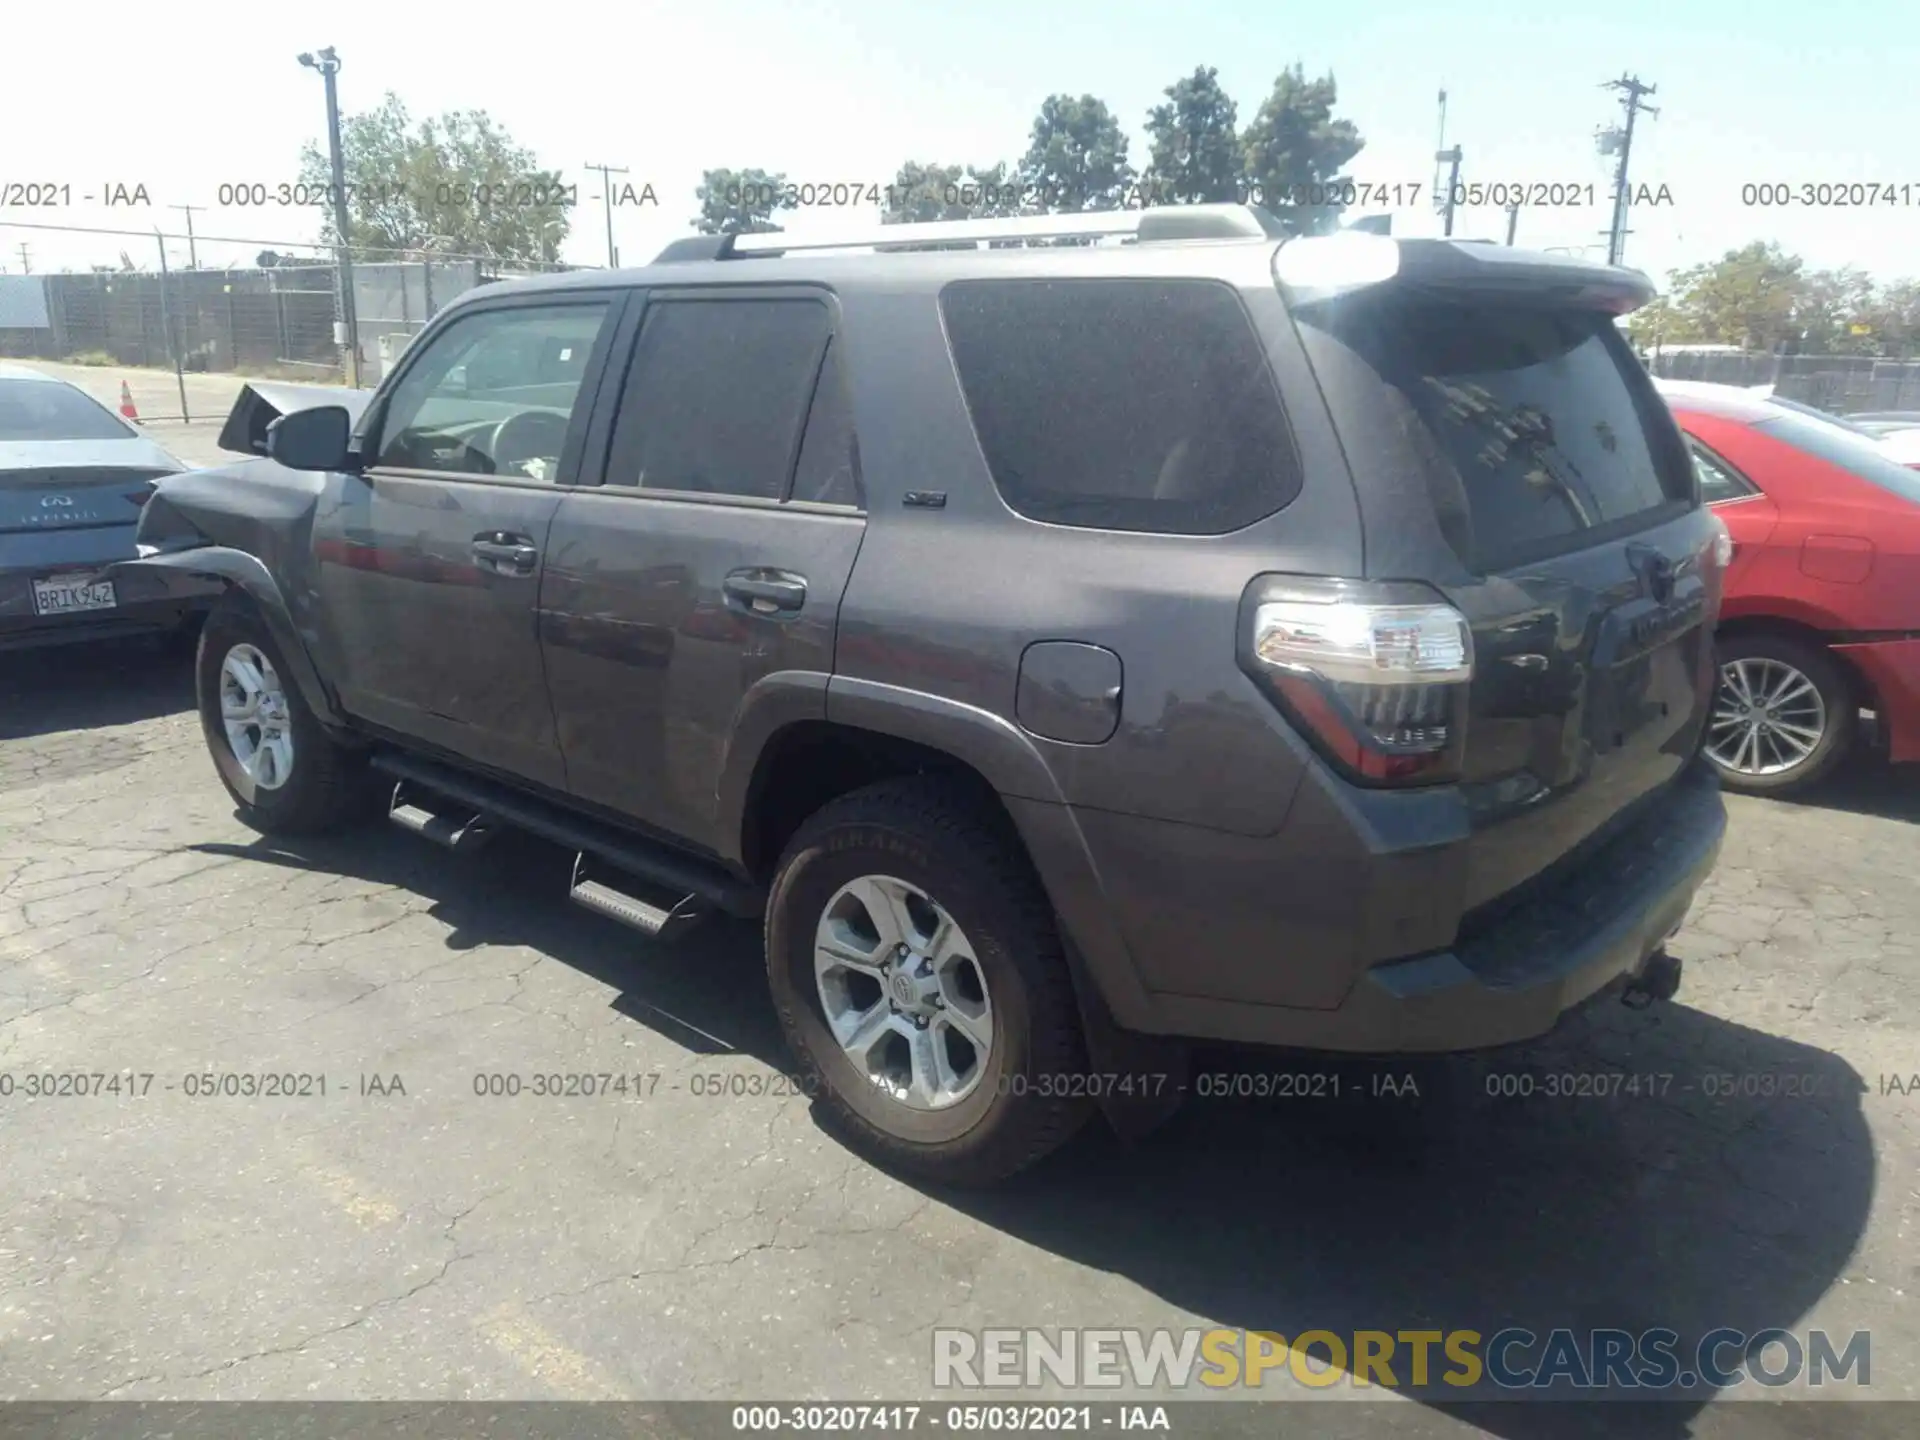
1656, 379, 1920, 795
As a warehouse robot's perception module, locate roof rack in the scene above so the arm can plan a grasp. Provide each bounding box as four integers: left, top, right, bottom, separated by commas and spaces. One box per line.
652, 203, 1288, 263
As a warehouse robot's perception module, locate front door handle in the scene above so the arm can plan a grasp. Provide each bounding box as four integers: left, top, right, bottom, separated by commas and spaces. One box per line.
472, 534, 538, 573
723, 569, 807, 614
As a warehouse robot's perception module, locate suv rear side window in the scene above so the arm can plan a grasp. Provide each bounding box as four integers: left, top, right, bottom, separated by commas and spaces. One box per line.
940, 279, 1302, 534
606, 298, 831, 500
1320, 302, 1690, 571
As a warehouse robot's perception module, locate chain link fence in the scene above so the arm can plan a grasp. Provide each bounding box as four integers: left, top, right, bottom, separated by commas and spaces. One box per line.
1643, 349, 1920, 413
0, 223, 579, 420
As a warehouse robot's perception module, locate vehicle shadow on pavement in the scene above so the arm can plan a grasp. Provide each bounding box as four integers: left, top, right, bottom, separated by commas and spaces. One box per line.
189, 824, 793, 1066
188, 822, 1875, 1440
929, 999, 1874, 1439
0, 634, 197, 740
1776, 756, 1920, 824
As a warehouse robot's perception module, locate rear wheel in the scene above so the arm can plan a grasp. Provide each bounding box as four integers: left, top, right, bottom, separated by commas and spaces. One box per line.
765, 778, 1093, 1186
196, 595, 371, 834
1706, 633, 1855, 796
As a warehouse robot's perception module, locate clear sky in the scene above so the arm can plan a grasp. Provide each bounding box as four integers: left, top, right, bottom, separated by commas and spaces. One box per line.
4, 0, 1918, 288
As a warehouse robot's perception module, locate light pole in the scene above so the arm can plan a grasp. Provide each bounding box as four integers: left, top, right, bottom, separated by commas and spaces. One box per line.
169, 204, 201, 268
585, 162, 629, 267
1435, 145, 1463, 237
299, 46, 361, 386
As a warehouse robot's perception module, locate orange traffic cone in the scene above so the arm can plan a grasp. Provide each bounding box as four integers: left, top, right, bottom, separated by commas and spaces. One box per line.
118, 380, 140, 425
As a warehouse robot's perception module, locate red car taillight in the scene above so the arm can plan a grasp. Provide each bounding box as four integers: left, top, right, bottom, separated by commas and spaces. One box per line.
1239, 577, 1473, 786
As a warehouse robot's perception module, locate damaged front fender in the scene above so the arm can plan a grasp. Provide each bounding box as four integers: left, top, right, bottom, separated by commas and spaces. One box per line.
111, 527, 349, 736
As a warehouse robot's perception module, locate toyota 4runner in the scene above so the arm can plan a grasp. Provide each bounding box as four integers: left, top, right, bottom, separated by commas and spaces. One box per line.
120, 203, 1729, 1185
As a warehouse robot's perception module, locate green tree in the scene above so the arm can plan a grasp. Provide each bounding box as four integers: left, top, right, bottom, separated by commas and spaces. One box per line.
1143, 66, 1243, 205
1794, 266, 1878, 354
692, 168, 788, 234
1016, 95, 1138, 212
1848, 278, 1920, 357
1661, 243, 1806, 351
882, 161, 1024, 223
298, 94, 570, 264
1239, 64, 1365, 234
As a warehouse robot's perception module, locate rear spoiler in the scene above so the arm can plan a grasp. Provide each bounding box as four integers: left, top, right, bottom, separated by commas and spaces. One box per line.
1274, 234, 1657, 314
216, 381, 376, 459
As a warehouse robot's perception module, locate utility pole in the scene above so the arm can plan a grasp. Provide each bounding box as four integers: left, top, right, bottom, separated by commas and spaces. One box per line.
169, 205, 202, 268
1435, 145, 1463, 237
585, 162, 629, 267
1505, 202, 1519, 246
299, 46, 361, 387
1599, 74, 1658, 267
15, 244, 28, 274
1431, 90, 1450, 220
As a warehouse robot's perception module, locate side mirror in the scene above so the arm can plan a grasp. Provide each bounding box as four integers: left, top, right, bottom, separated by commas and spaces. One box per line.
265, 406, 354, 472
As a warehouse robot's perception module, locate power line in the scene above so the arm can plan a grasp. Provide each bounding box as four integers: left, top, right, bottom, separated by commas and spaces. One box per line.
1599, 74, 1658, 267
584, 162, 629, 268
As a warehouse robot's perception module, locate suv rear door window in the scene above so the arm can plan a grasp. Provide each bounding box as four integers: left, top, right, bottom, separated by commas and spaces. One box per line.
940, 279, 1302, 535
1323, 302, 1690, 571
606, 298, 831, 500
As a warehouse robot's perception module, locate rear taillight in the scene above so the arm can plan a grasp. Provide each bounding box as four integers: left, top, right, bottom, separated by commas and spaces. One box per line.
1239, 577, 1473, 786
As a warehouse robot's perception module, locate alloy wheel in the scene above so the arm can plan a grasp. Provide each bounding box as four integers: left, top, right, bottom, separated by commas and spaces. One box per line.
1706, 655, 1827, 778
219, 643, 295, 791
813, 874, 994, 1110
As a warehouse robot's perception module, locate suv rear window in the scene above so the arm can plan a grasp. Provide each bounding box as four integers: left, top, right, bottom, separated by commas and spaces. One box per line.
1318, 302, 1690, 571
940, 279, 1302, 535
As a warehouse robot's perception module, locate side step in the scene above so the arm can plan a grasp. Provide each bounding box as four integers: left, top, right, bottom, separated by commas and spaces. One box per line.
388, 781, 497, 853
569, 853, 712, 944
368, 750, 766, 922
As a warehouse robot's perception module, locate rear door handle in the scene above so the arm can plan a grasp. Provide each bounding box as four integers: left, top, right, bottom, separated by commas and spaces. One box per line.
472, 534, 538, 573
723, 569, 807, 614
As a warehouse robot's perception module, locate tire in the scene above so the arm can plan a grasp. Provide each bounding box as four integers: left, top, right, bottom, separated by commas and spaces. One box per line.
196, 594, 371, 834
765, 777, 1093, 1186
1706, 633, 1856, 797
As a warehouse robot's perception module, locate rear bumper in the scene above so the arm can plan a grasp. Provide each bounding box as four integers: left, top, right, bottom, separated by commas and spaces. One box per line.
0, 564, 222, 651
1016, 764, 1726, 1054
1835, 636, 1920, 765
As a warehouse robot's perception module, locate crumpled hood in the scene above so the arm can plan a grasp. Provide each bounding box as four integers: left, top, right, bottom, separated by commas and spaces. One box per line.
217, 381, 376, 458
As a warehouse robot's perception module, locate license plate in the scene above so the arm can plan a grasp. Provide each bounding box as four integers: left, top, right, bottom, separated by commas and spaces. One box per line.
31, 573, 118, 616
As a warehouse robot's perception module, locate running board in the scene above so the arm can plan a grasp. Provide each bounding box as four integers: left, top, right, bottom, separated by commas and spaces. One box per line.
367, 750, 765, 920
388, 781, 497, 853
569, 853, 712, 943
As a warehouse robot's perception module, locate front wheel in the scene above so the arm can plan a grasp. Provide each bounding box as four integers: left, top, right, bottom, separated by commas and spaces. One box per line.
1705, 634, 1855, 796
196, 596, 372, 834
765, 778, 1094, 1186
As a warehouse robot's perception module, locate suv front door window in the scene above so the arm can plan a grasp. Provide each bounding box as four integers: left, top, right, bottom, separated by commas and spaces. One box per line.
373, 304, 606, 483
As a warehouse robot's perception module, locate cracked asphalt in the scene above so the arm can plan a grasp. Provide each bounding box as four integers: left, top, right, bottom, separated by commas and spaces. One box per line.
1, 637, 1916, 1438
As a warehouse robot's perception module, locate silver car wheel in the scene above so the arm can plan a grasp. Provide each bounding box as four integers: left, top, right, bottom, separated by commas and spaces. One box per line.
1706, 656, 1827, 777
219, 643, 295, 792
813, 874, 994, 1111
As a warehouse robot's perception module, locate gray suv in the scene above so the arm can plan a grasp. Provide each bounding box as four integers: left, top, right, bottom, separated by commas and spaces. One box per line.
122, 204, 1729, 1185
